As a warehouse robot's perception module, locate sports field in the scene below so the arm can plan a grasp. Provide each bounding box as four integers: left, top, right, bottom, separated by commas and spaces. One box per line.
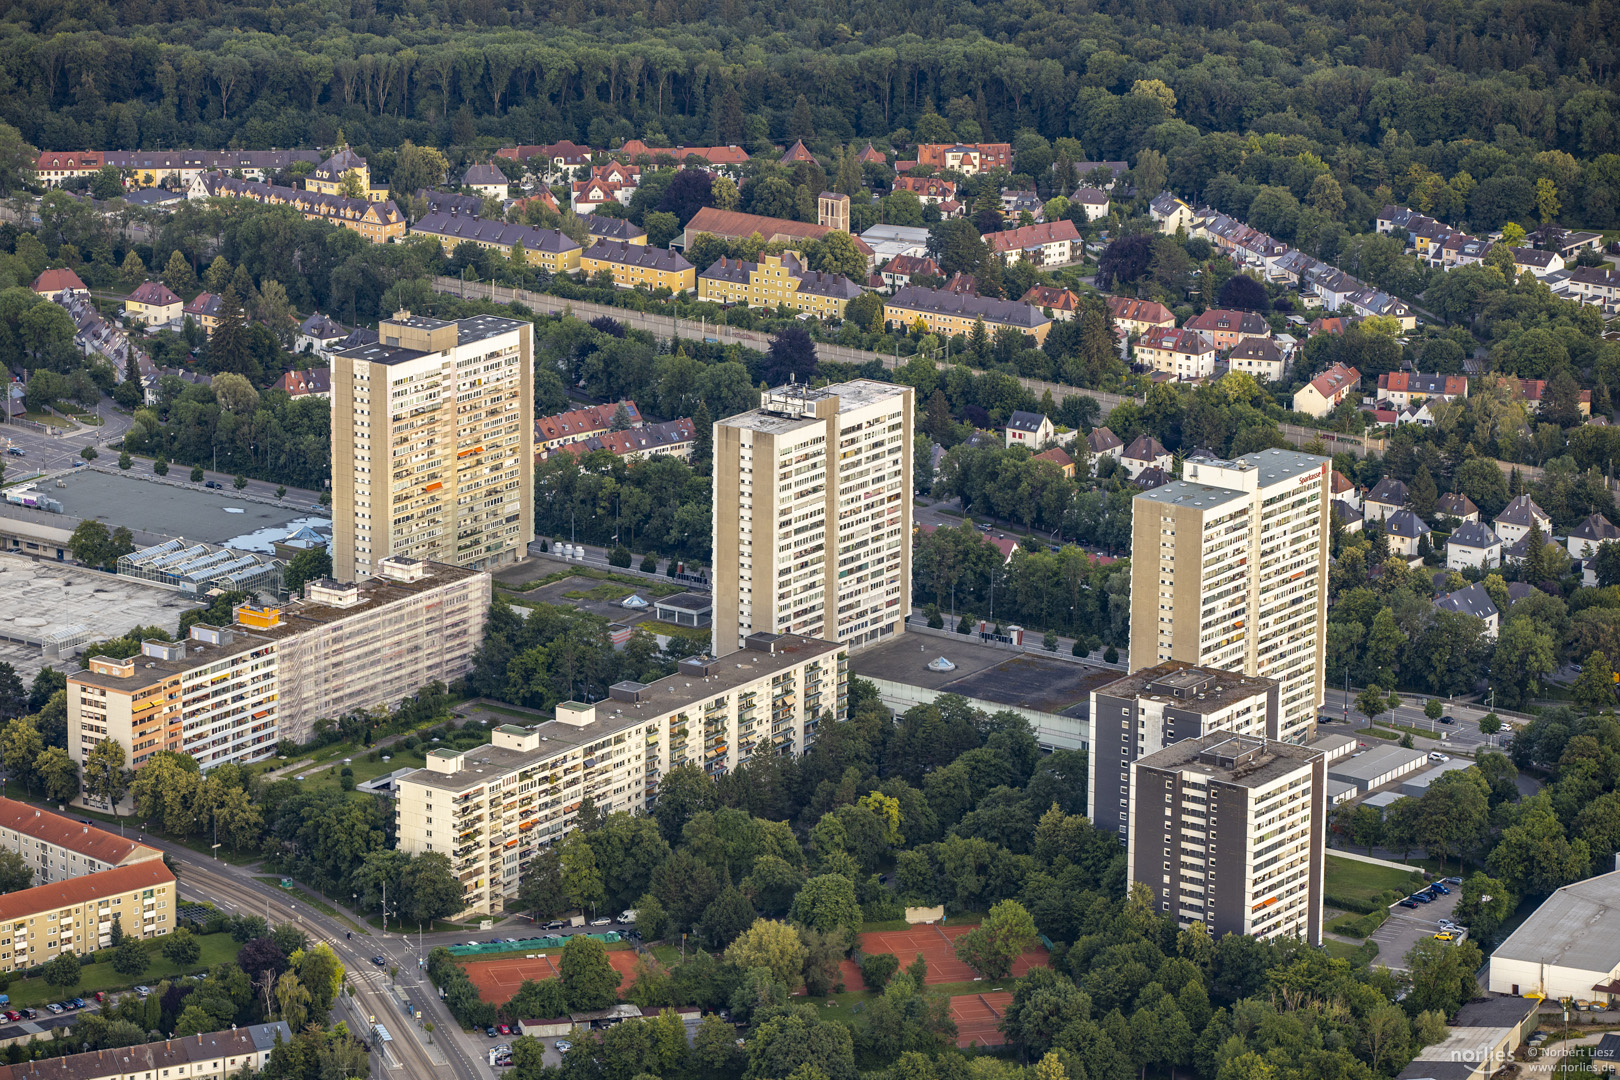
950, 991, 1013, 1048
463, 949, 643, 1002
838, 923, 1050, 991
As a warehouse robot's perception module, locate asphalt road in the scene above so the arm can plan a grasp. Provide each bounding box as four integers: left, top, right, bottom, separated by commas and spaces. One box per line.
1318, 688, 1519, 754
1, 400, 132, 474
143, 836, 497, 1080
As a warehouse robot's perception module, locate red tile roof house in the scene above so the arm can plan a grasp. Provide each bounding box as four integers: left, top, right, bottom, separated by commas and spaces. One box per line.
1021, 286, 1083, 320
271, 367, 332, 399
32, 268, 88, 296
1184, 308, 1270, 351
983, 220, 1081, 268
880, 255, 941, 289
535, 401, 642, 456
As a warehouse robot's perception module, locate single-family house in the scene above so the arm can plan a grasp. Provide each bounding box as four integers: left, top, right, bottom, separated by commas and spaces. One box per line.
1292, 363, 1360, 417
1447, 521, 1503, 571
1374, 372, 1468, 409
1331, 471, 1360, 510
1567, 514, 1620, 559
1364, 477, 1408, 522
1005, 411, 1054, 449
1225, 337, 1287, 382
1332, 501, 1364, 533
1435, 493, 1479, 523
1184, 308, 1270, 351
1021, 286, 1082, 320
1511, 247, 1564, 278
880, 255, 941, 289
1033, 447, 1075, 477
123, 281, 182, 326
295, 312, 348, 356
32, 268, 88, 297
1086, 427, 1124, 470
271, 368, 332, 400
1105, 296, 1176, 337
894, 177, 957, 206
1149, 192, 1195, 234
1070, 187, 1110, 220
183, 292, 224, 336
1121, 435, 1171, 479
1435, 582, 1500, 638
1494, 495, 1552, 545
1385, 509, 1431, 558
460, 163, 510, 199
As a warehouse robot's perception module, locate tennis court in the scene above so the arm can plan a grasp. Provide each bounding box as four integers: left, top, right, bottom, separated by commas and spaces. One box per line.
951, 991, 1012, 1048
839, 924, 1049, 990
462, 949, 643, 1003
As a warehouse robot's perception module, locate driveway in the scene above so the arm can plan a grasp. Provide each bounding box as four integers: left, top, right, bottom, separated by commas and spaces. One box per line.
1369, 885, 1464, 971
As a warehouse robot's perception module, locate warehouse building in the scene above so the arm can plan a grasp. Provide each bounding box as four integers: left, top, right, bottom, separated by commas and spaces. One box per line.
1488, 868, 1620, 1001
1326, 745, 1428, 793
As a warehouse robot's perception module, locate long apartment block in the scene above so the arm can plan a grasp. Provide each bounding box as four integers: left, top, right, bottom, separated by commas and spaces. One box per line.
1129, 449, 1329, 743
1128, 732, 1324, 944
713, 381, 913, 653
395, 634, 847, 916
0, 861, 176, 972
0, 1024, 291, 1080
0, 799, 163, 885
1087, 663, 1280, 844
68, 558, 489, 771
331, 310, 534, 582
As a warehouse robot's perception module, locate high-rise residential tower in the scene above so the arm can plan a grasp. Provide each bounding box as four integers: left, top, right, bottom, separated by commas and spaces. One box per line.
330, 310, 534, 581
712, 380, 913, 652
1127, 732, 1324, 944
1129, 449, 1329, 744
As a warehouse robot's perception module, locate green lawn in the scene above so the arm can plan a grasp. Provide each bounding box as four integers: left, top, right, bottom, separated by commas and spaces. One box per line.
2, 932, 239, 1008
19, 412, 71, 429
1324, 855, 1425, 907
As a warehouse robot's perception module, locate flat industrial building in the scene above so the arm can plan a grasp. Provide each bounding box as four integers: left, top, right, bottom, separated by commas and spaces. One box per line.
849, 631, 1118, 750
1327, 744, 1428, 792
0, 552, 201, 679
1489, 867, 1620, 1000
34, 470, 321, 548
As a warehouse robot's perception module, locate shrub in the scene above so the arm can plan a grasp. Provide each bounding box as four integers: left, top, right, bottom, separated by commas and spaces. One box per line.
608, 546, 632, 567
640, 553, 658, 573
859, 952, 900, 990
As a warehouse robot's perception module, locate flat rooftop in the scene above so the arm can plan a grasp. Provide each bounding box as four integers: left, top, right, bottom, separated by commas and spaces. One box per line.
850, 632, 1116, 717
1138, 732, 1323, 788
1193, 447, 1328, 483
68, 561, 484, 691
1493, 868, 1620, 974
1091, 662, 1276, 713
0, 551, 202, 678
27, 470, 322, 547
1328, 744, 1427, 783
1135, 480, 1249, 512
403, 634, 843, 790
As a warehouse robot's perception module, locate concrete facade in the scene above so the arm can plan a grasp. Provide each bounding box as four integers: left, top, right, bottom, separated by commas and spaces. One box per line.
1129, 450, 1330, 744
331, 311, 534, 581
394, 635, 846, 916
1128, 733, 1324, 944
712, 381, 912, 654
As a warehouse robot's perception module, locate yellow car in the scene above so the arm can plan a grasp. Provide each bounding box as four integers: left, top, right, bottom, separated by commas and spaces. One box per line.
1433, 932, 1456, 942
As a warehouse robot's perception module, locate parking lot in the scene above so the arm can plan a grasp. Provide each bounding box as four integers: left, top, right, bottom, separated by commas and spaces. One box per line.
1369, 882, 1465, 970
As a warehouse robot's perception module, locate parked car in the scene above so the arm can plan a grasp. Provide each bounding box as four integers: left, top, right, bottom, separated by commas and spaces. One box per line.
1433, 932, 1456, 942
134, 986, 152, 997
554, 1041, 572, 1053
1444, 877, 1463, 885
486, 1027, 498, 1038
4, 1011, 19, 1022
589, 917, 612, 926
1398, 899, 1419, 909
543, 921, 565, 931
498, 1026, 511, 1036
1428, 752, 1450, 763
1430, 883, 1450, 895
70, 999, 84, 1009
1412, 893, 1433, 904
20, 1009, 35, 1020
204, 480, 220, 488
45, 1005, 61, 1015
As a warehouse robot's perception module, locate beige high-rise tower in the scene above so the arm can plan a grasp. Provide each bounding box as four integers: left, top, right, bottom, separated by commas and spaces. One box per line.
1128, 449, 1329, 744
713, 380, 913, 652
330, 311, 534, 580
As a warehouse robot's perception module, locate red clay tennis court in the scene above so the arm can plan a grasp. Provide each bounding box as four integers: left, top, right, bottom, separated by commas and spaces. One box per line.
951, 991, 1012, 1048
462, 949, 643, 1003
838, 924, 1049, 991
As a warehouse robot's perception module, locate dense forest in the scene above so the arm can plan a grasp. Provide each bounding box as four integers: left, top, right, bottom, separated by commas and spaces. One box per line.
2, 0, 1620, 224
